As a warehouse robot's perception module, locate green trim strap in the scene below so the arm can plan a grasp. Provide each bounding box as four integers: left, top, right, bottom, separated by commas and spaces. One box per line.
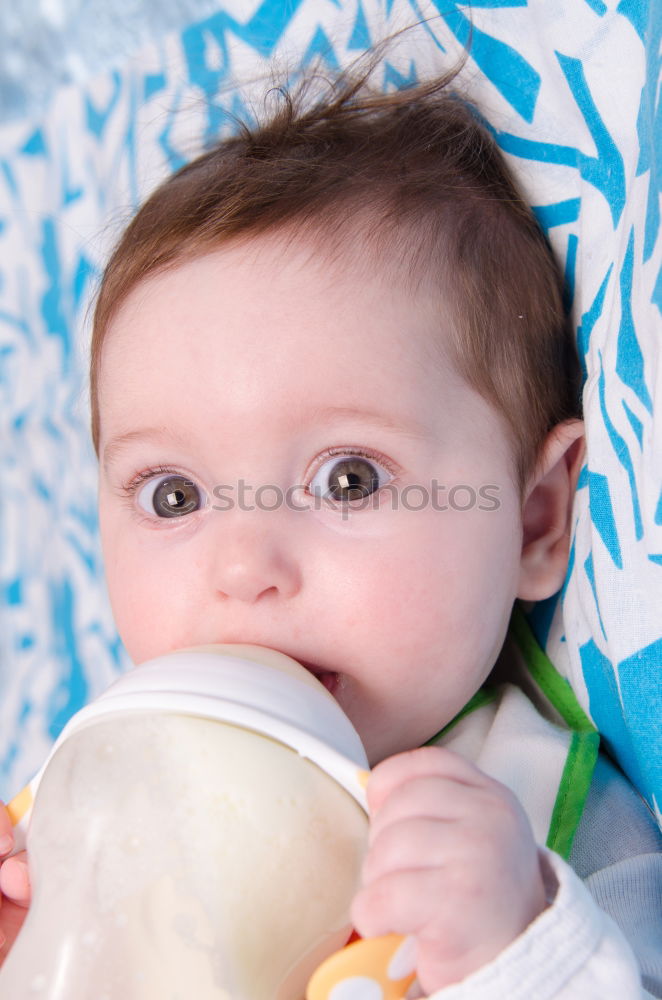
510, 603, 596, 733
547, 729, 601, 859
511, 603, 600, 860
425, 687, 498, 745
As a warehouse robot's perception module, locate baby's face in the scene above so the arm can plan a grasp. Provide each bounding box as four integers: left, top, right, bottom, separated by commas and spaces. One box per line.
97, 237, 525, 765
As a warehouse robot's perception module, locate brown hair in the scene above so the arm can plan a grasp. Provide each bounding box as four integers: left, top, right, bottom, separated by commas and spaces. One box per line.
90, 52, 582, 492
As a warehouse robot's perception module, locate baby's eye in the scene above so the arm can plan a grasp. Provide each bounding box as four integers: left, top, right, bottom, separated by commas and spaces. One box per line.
137, 474, 203, 518
309, 453, 393, 503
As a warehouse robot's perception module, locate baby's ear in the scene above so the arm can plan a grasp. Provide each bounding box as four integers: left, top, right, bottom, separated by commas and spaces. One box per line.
517, 419, 585, 601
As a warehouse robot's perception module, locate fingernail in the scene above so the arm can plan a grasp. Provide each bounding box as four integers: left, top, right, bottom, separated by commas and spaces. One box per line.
0, 833, 13, 855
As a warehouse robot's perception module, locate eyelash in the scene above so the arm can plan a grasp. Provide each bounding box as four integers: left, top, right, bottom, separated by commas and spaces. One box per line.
119, 464, 177, 498
310, 446, 399, 483
116, 464, 189, 522
118, 447, 399, 518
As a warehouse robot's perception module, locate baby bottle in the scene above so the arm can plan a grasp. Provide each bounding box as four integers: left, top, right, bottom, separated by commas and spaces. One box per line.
0, 645, 373, 1000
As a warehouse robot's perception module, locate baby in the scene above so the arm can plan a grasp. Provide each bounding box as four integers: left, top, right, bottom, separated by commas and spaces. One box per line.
0, 58, 660, 998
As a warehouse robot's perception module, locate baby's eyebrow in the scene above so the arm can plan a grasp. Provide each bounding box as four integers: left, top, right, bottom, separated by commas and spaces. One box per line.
102, 427, 185, 471
296, 404, 431, 441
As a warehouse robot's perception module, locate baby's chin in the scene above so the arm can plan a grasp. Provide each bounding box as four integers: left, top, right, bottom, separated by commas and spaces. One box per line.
362, 716, 448, 767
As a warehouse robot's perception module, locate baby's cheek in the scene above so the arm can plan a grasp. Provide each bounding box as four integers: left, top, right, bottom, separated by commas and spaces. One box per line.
370, 515, 514, 658
103, 558, 169, 664
350, 563, 444, 662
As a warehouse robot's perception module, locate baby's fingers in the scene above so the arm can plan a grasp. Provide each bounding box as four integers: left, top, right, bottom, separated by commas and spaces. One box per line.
352, 866, 445, 941
0, 853, 31, 906
366, 746, 486, 814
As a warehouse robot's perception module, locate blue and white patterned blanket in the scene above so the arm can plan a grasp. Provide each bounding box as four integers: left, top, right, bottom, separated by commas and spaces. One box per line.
0, 0, 660, 828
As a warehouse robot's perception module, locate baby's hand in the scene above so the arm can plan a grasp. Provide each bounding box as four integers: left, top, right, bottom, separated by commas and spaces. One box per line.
351, 747, 548, 995
0, 803, 30, 962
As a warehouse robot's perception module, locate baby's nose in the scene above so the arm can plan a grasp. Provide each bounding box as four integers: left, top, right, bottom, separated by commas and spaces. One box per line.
210, 518, 302, 603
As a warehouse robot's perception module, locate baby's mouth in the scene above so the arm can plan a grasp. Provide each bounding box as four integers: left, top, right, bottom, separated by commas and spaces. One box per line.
317, 671, 340, 695
298, 660, 340, 696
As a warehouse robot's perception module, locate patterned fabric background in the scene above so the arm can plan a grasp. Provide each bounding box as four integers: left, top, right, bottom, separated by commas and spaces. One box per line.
0, 0, 660, 827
